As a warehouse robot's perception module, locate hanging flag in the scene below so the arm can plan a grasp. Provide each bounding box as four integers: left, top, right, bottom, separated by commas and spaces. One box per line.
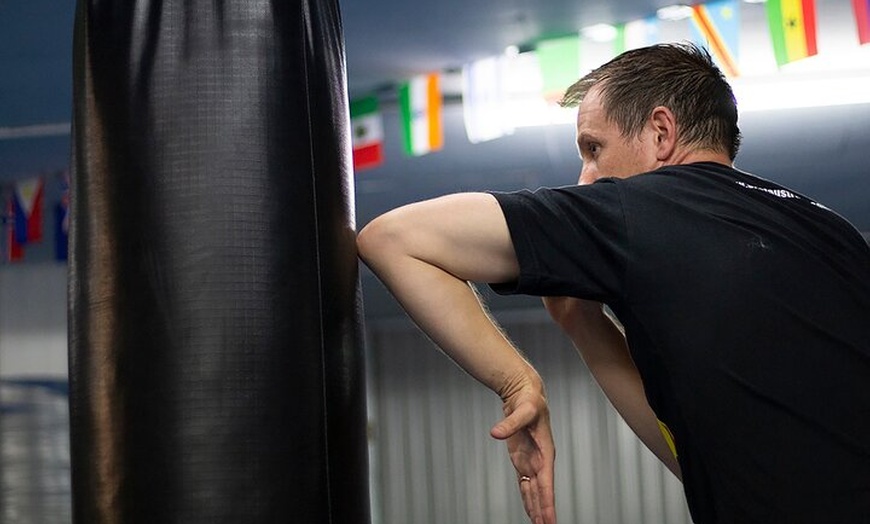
13, 176, 45, 244
462, 56, 514, 144
55, 170, 70, 261
614, 17, 660, 55
399, 73, 443, 157
765, 0, 818, 67
854, 0, 870, 45
536, 34, 581, 102
5, 193, 23, 262
691, 1, 741, 77
350, 96, 384, 171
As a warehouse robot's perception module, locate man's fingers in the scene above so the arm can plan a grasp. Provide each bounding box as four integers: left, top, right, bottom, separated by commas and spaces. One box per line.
519, 475, 542, 524
537, 468, 558, 524
490, 402, 535, 440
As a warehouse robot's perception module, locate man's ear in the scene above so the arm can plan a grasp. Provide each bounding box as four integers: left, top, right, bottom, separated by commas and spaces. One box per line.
649, 106, 678, 161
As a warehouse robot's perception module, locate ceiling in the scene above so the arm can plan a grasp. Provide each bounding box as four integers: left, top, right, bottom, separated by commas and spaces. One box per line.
341, 0, 662, 96
0, 0, 668, 128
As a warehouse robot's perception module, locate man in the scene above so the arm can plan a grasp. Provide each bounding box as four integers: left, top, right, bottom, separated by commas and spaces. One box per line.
356, 44, 870, 524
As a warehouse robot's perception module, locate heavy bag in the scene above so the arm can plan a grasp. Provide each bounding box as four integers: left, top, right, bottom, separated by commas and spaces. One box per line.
68, 1, 369, 522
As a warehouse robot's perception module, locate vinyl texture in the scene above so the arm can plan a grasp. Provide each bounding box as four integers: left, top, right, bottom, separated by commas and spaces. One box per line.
68, 1, 369, 522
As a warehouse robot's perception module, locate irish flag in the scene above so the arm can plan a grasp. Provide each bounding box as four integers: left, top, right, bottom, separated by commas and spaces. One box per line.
854, 0, 870, 45
399, 73, 443, 157
765, 0, 818, 67
350, 96, 384, 171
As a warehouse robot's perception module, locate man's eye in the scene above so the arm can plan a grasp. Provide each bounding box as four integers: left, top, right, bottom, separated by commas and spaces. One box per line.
588, 143, 600, 155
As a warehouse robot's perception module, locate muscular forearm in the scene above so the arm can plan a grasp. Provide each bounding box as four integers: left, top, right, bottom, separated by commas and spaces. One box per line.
357, 195, 542, 399
359, 195, 558, 524
548, 299, 681, 479
368, 251, 538, 397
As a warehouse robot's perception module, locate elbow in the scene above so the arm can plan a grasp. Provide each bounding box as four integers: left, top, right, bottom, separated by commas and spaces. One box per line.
356, 212, 403, 268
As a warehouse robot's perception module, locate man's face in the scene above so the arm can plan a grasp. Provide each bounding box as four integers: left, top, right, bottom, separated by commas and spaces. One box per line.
575, 85, 661, 185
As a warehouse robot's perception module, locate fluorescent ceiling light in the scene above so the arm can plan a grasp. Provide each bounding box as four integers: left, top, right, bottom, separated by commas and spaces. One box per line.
581, 23, 618, 43
733, 70, 870, 112
656, 4, 694, 21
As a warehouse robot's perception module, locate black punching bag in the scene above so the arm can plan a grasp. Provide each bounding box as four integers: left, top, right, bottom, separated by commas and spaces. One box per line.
68, 1, 369, 522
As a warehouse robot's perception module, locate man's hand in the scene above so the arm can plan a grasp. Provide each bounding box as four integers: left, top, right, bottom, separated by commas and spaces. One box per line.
490, 382, 557, 524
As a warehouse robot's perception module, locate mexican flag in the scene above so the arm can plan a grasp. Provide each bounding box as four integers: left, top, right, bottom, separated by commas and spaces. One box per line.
399, 73, 443, 156
350, 96, 384, 171
765, 0, 818, 67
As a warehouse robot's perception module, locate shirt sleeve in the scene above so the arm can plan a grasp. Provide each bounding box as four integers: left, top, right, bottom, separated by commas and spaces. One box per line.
488, 179, 629, 302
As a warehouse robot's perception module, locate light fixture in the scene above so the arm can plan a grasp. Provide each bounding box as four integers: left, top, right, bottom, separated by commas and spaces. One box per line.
656, 4, 694, 21
732, 70, 870, 112
581, 23, 618, 43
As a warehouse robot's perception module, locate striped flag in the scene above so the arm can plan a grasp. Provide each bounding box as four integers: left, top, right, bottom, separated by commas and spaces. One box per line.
399, 73, 443, 157
5, 193, 23, 262
55, 170, 70, 261
614, 17, 660, 55
462, 56, 514, 144
691, 1, 741, 77
350, 96, 384, 171
536, 35, 581, 102
765, 0, 818, 67
13, 176, 44, 244
854, 0, 870, 45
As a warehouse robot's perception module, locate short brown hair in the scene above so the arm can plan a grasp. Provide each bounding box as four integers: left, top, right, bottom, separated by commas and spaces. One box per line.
560, 43, 741, 160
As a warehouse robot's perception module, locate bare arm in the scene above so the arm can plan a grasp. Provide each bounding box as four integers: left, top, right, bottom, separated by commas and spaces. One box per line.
358, 193, 557, 524
543, 297, 682, 480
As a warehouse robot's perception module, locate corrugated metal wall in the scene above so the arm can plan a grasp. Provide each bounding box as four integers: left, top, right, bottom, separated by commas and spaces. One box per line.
366, 312, 692, 524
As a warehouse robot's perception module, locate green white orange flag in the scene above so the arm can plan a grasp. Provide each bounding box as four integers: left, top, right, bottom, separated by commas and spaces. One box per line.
536, 35, 581, 103
765, 0, 818, 67
399, 73, 443, 156
350, 96, 384, 171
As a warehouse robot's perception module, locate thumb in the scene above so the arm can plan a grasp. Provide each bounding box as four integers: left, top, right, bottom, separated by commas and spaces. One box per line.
490, 402, 534, 440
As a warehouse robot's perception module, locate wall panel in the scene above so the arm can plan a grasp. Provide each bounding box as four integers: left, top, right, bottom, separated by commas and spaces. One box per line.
367, 313, 692, 524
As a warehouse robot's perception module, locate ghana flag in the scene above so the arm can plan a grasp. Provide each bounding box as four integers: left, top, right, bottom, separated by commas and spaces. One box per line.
765, 0, 818, 67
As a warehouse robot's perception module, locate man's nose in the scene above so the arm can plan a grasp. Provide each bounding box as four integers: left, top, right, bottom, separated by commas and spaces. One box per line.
578, 166, 595, 186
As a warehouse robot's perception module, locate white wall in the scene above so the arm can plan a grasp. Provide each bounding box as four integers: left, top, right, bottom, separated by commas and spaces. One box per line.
0, 264, 68, 377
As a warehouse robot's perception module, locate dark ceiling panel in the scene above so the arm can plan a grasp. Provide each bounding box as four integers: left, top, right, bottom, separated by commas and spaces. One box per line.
342, 0, 662, 96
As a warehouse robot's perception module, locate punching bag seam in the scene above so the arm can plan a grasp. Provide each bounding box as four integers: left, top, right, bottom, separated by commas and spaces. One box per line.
300, 3, 334, 521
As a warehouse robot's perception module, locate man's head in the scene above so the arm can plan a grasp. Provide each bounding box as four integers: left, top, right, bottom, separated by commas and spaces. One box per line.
562, 43, 741, 184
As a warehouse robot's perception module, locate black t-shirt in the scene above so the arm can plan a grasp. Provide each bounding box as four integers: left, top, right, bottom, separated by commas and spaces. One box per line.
491, 162, 870, 524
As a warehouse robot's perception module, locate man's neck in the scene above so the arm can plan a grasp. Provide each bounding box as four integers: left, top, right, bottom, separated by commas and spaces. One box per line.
667, 148, 732, 168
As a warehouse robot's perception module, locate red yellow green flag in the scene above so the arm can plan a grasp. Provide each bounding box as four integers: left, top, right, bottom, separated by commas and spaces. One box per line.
765, 0, 818, 67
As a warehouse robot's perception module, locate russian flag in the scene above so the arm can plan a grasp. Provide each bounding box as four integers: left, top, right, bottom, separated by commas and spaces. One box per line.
13, 176, 44, 244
